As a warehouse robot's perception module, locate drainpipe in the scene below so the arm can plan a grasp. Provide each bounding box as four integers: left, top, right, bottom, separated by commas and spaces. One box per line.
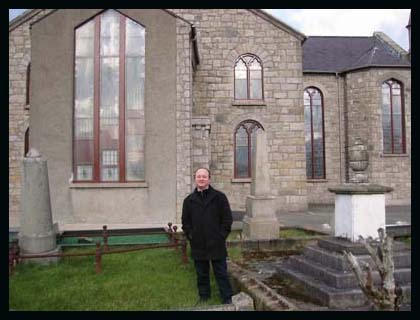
342, 73, 350, 182
336, 72, 343, 183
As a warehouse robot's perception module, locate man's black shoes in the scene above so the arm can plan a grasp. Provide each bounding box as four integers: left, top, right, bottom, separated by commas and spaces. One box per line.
222, 297, 232, 304
195, 296, 210, 306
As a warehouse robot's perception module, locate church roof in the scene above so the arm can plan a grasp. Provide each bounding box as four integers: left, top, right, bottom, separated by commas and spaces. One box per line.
303, 35, 410, 73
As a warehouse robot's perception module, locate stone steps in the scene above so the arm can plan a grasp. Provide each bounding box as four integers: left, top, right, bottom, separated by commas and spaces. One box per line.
276, 260, 411, 309
303, 244, 411, 272
288, 255, 411, 289
317, 237, 410, 255
274, 237, 411, 308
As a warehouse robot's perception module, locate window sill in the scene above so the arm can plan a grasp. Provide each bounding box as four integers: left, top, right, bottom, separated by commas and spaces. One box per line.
232, 100, 266, 107
380, 153, 409, 158
69, 182, 148, 189
307, 179, 328, 183
231, 178, 252, 183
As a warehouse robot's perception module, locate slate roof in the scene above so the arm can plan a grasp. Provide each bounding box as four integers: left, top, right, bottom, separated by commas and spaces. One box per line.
303, 35, 410, 73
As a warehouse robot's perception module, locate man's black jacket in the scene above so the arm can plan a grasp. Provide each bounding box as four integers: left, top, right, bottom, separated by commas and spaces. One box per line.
182, 185, 233, 260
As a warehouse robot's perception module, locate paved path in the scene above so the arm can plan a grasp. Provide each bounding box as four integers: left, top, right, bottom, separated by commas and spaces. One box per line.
275, 205, 411, 234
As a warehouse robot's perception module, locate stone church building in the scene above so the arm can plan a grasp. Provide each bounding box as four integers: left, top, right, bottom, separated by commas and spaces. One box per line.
9, 9, 411, 230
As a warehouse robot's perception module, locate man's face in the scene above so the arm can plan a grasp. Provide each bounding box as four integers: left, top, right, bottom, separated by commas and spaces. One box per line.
195, 169, 210, 190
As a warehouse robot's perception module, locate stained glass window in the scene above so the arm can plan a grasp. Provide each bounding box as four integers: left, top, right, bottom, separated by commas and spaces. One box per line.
382, 79, 405, 154
304, 87, 325, 179
73, 10, 145, 182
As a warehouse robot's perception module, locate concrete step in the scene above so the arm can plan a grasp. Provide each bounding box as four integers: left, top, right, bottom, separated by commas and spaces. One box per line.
318, 237, 410, 255
303, 244, 411, 272
288, 255, 411, 289
275, 260, 411, 309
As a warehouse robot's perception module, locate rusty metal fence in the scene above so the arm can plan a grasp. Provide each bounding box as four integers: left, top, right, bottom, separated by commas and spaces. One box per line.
9, 223, 188, 275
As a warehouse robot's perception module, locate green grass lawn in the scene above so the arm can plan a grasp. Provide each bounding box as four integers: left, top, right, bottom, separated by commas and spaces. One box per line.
9, 246, 226, 311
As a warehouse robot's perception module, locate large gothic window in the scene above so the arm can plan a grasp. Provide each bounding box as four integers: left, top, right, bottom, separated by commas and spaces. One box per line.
304, 87, 325, 179
382, 79, 406, 154
234, 120, 264, 178
234, 54, 263, 100
73, 10, 145, 182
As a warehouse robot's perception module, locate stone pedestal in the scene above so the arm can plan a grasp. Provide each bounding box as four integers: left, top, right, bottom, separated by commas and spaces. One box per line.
243, 195, 279, 239
328, 184, 393, 241
243, 131, 280, 240
19, 149, 59, 262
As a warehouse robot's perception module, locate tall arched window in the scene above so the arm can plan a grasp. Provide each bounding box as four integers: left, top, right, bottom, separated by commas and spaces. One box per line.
382, 79, 405, 154
26, 63, 31, 106
234, 54, 263, 100
73, 9, 145, 182
24, 128, 30, 156
304, 87, 325, 179
234, 120, 264, 178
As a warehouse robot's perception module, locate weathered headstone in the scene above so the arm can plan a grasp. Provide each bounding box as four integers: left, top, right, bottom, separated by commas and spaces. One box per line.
19, 148, 60, 263
243, 131, 280, 239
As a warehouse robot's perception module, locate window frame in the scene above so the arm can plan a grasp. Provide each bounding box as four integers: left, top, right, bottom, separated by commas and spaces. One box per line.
72, 10, 146, 183
234, 53, 264, 101
381, 79, 406, 154
233, 120, 264, 178
304, 87, 326, 180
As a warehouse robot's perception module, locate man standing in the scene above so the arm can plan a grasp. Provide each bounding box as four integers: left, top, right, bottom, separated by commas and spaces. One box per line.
182, 168, 234, 304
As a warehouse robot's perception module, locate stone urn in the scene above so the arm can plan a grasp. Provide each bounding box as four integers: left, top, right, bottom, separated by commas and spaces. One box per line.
349, 137, 369, 183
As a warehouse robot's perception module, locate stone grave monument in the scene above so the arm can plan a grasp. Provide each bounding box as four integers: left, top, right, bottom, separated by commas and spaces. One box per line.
328, 137, 393, 241
275, 137, 410, 309
19, 148, 60, 263
242, 130, 280, 239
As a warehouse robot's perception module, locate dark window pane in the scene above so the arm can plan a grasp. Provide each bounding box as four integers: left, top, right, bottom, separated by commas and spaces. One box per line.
101, 167, 119, 181
125, 18, 145, 181
304, 88, 324, 179
235, 79, 247, 99
126, 57, 144, 110
100, 57, 119, 111
75, 58, 94, 118
382, 80, 404, 154
250, 78, 262, 99
76, 165, 93, 181
236, 147, 248, 178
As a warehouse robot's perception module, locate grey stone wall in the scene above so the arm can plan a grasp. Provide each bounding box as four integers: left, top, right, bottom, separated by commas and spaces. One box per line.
9, 9, 411, 230
302, 70, 411, 205
9, 9, 53, 228
192, 116, 211, 172
171, 9, 308, 212
344, 68, 411, 205
302, 74, 346, 204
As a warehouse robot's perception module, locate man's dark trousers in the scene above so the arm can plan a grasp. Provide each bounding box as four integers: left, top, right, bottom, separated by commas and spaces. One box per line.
194, 259, 233, 302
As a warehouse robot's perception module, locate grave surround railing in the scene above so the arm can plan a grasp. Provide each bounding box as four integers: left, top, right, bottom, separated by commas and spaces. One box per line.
9, 223, 188, 275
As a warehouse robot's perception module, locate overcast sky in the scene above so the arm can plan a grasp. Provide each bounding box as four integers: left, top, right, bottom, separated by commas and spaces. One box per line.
9, 9, 411, 50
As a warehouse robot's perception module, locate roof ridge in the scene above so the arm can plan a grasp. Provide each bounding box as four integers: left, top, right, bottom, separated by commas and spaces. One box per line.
307, 35, 372, 39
